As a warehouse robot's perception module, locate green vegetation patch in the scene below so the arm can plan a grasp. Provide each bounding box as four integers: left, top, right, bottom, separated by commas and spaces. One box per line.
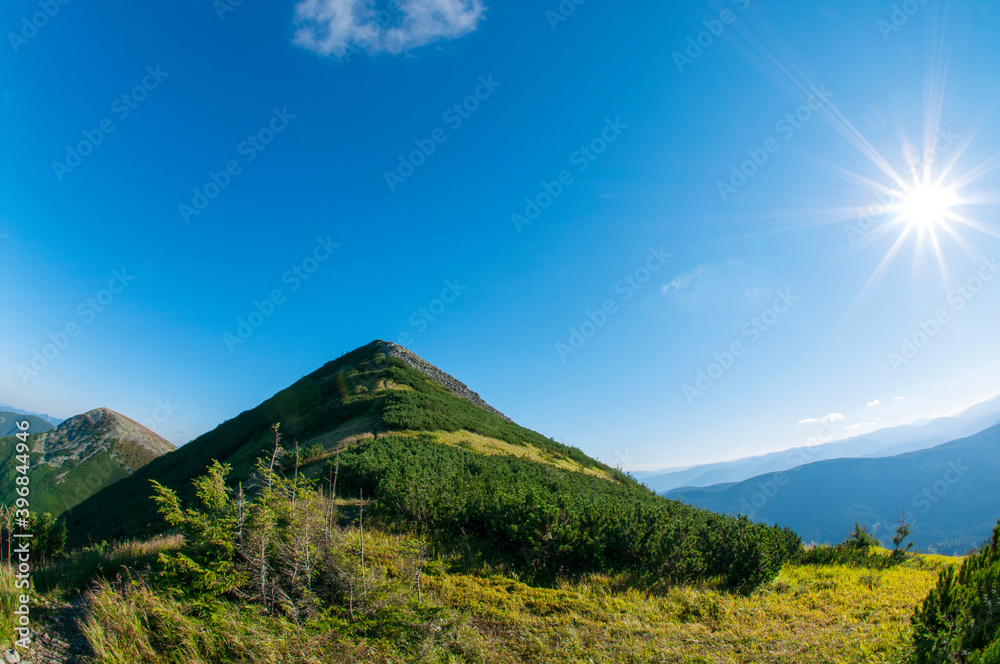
912, 518, 1000, 663
334, 434, 800, 592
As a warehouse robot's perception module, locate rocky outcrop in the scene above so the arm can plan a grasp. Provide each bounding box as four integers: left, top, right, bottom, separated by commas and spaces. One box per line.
376, 341, 512, 422
32, 408, 175, 467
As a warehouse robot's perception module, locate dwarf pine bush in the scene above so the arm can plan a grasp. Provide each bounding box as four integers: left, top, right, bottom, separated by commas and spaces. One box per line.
148, 428, 447, 643
912, 518, 1000, 663
333, 433, 800, 592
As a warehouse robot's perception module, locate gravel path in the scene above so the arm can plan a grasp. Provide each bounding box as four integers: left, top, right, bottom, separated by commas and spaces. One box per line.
23, 601, 91, 664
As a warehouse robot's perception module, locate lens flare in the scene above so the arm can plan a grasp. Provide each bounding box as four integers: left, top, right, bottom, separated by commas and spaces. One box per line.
895, 183, 960, 229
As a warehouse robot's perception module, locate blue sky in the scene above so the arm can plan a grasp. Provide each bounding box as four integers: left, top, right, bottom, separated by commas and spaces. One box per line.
2, 0, 999, 470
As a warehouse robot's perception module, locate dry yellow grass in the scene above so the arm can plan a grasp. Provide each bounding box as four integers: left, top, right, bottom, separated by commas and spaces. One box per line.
411, 429, 612, 480
374, 379, 411, 392
302, 426, 611, 481
426, 560, 960, 664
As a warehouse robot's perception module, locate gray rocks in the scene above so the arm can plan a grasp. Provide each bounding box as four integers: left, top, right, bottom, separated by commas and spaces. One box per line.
377, 342, 512, 422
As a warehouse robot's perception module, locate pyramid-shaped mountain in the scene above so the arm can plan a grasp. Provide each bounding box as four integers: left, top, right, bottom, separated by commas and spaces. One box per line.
1, 407, 175, 515
64, 340, 597, 544
62, 341, 799, 592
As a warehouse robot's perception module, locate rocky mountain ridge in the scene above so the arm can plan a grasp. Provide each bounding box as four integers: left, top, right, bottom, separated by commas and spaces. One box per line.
31, 408, 175, 471
377, 341, 512, 422
1, 407, 177, 516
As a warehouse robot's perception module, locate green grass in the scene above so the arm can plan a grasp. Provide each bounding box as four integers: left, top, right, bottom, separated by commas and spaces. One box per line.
0, 563, 22, 651
32, 535, 183, 595
424, 558, 961, 664
334, 433, 799, 591
20, 541, 963, 663
81, 578, 346, 664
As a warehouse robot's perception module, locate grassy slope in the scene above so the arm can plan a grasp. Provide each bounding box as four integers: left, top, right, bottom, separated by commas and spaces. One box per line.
0, 436, 135, 515
64, 341, 615, 547
430, 561, 954, 664
4, 536, 961, 662
330, 433, 799, 591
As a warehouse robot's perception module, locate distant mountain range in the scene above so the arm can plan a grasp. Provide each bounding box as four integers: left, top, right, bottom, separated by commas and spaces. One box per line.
636, 394, 1000, 494
0, 411, 55, 437
0, 407, 175, 516
666, 422, 1000, 555
0, 402, 64, 427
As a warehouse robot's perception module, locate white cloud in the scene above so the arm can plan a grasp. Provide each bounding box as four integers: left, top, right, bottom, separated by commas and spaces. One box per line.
797, 412, 844, 425
843, 418, 881, 434
867, 398, 880, 407
292, 0, 485, 58
894, 395, 907, 401
662, 265, 705, 297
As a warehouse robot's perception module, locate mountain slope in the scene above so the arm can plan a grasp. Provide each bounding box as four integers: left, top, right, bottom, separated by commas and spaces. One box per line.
666, 424, 1000, 554
0, 412, 54, 437
63, 341, 800, 590
0, 402, 64, 426
64, 341, 606, 545
0, 408, 175, 515
377, 341, 512, 421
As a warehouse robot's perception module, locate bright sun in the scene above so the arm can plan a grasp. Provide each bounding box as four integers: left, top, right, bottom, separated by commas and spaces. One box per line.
895, 183, 960, 228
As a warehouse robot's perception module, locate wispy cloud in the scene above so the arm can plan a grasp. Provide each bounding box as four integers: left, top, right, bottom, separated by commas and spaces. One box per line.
843, 418, 881, 434
662, 265, 705, 297
894, 395, 907, 401
797, 412, 844, 425
867, 398, 880, 407
292, 0, 485, 58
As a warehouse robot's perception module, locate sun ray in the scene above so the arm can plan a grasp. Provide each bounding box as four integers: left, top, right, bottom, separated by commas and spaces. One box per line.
694, 0, 997, 317
927, 226, 953, 290
946, 150, 1000, 191
939, 211, 1000, 241
934, 218, 993, 266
